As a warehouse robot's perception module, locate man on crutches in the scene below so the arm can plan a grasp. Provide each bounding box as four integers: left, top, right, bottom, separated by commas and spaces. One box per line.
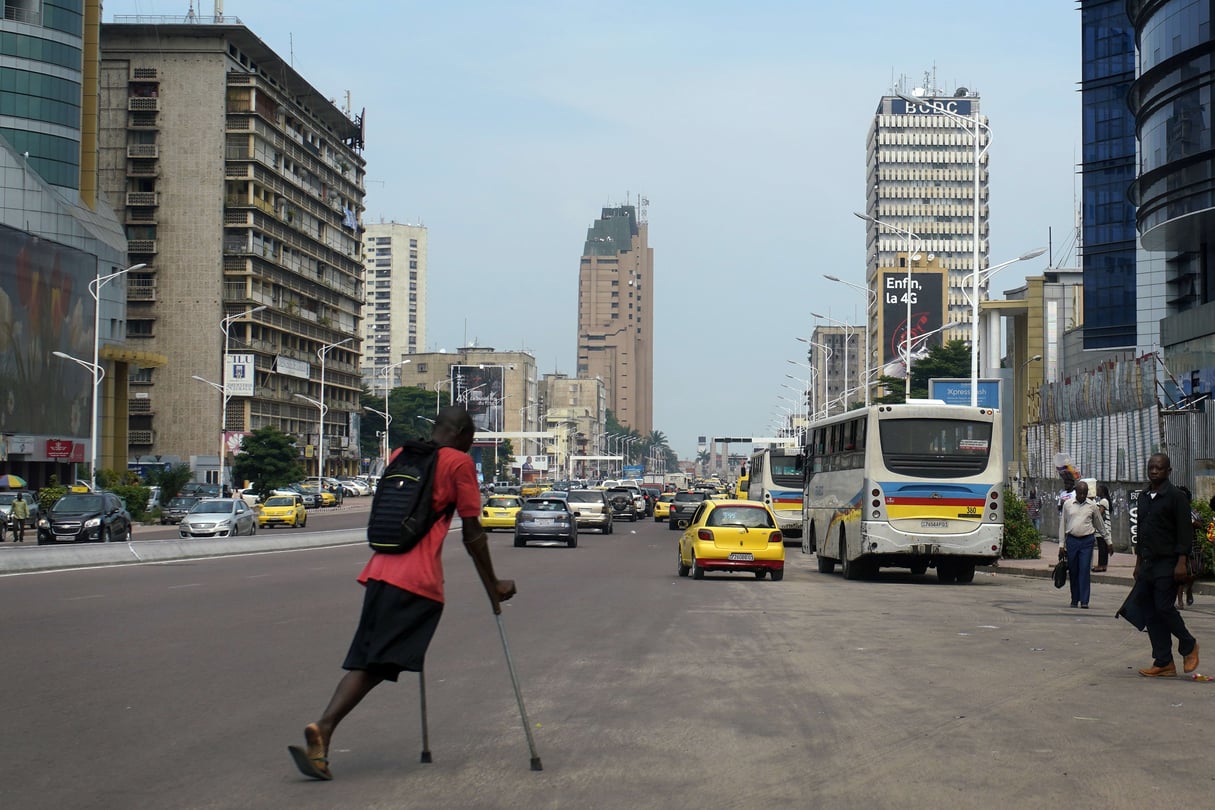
289, 406, 517, 781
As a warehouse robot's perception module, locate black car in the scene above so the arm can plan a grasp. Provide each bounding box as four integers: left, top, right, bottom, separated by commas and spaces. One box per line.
669, 490, 710, 530
38, 492, 133, 544
160, 495, 201, 525
605, 487, 638, 522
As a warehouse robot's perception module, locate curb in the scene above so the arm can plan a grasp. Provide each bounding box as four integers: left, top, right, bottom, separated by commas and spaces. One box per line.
981, 563, 1215, 595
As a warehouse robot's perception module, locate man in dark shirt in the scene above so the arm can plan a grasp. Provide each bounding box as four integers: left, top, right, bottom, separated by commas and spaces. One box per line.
1134, 453, 1199, 677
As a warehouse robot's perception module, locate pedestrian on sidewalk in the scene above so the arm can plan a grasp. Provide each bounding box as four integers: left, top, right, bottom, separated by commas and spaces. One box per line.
1175, 485, 1202, 609
288, 406, 517, 780
1061, 480, 1103, 608
1133, 453, 1199, 677
1092, 484, 1113, 572
1027, 491, 1042, 534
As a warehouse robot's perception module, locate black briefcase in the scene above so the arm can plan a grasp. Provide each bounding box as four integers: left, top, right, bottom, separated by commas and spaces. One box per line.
1052, 560, 1068, 589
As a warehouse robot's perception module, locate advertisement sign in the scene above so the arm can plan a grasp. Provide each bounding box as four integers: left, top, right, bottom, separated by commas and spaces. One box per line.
46, 439, 73, 459
512, 454, 550, 472
623, 465, 644, 478
225, 353, 255, 396
451, 364, 505, 432
891, 97, 973, 116
928, 378, 1002, 409
878, 265, 947, 374
275, 355, 311, 380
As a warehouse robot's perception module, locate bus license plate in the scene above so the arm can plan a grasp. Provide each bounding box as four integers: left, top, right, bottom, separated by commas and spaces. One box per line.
728, 552, 754, 561
921, 520, 948, 529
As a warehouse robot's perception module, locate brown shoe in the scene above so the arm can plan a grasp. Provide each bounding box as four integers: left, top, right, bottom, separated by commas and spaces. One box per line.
1139, 662, 1177, 677
1184, 642, 1200, 674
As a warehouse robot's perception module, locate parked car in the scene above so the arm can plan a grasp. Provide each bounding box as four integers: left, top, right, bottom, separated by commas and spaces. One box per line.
565, 489, 613, 534
0, 490, 41, 533
234, 487, 261, 508
677, 499, 785, 581
514, 497, 579, 548
161, 495, 201, 525
338, 477, 371, 496
669, 490, 710, 530
145, 485, 162, 512
181, 482, 221, 499
178, 498, 258, 538
278, 485, 319, 509
257, 494, 307, 529
37, 492, 132, 544
482, 495, 524, 531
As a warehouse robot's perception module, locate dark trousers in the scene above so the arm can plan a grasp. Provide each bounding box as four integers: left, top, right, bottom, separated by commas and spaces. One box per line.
1066, 534, 1095, 606
1095, 536, 1109, 568
1140, 568, 1197, 666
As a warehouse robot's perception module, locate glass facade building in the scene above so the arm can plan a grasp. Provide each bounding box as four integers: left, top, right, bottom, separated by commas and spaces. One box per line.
1080, 0, 1139, 349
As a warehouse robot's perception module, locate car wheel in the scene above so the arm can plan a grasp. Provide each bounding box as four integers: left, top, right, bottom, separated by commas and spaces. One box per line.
300, 514, 307, 528
771, 569, 784, 582
668, 519, 679, 531
568, 535, 577, 549
755, 570, 767, 580
514, 534, 525, 548
677, 546, 690, 577
250, 521, 257, 536
102, 527, 112, 544
691, 552, 705, 580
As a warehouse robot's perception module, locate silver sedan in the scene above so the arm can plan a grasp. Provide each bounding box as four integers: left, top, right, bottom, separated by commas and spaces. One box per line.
178, 498, 259, 538
514, 498, 578, 548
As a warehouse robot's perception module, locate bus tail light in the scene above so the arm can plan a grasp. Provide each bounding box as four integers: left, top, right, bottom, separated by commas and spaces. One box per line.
697, 529, 714, 542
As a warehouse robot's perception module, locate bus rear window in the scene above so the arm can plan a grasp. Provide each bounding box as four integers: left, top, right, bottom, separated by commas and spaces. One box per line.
878, 419, 993, 478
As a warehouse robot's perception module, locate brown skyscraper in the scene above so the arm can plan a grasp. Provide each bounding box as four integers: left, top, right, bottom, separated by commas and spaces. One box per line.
576, 204, 652, 435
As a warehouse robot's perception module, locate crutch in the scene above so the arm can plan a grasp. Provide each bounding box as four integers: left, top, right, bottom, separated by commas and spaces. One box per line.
495, 613, 543, 771
418, 669, 432, 763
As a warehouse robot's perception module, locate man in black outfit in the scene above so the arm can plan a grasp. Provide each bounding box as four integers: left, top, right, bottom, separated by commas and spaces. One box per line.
1135, 453, 1200, 677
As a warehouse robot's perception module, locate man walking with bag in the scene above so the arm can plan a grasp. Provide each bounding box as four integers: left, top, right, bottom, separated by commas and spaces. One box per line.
1134, 453, 1199, 677
1061, 480, 1103, 609
289, 406, 517, 779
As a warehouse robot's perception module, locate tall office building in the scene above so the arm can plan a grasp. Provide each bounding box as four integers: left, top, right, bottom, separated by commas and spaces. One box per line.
99, 15, 366, 481
576, 203, 653, 435
361, 221, 426, 391
864, 81, 990, 364
0, 0, 164, 487
1079, 0, 1138, 350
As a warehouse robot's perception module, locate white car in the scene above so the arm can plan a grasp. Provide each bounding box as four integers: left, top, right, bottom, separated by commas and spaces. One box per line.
338, 477, 371, 496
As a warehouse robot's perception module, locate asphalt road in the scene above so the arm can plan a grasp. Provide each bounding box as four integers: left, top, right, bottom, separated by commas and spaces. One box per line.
3, 507, 1214, 809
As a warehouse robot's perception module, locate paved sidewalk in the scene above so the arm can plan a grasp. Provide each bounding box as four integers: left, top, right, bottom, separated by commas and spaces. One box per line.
987, 537, 1215, 597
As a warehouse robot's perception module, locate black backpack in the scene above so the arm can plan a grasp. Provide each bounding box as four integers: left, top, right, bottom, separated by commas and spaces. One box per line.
367, 440, 453, 554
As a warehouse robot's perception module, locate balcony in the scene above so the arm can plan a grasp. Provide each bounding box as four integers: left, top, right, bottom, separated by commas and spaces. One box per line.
128, 398, 153, 414
128, 278, 157, 302
128, 97, 160, 112
126, 191, 158, 207
127, 239, 157, 255
130, 68, 158, 81
127, 161, 159, 178
126, 208, 157, 225
128, 112, 158, 129
128, 430, 154, 445
127, 144, 159, 159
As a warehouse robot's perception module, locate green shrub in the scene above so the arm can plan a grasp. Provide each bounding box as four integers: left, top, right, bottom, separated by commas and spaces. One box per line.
1002, 488, 1041, 559
109, 485, 151, 522
1192, 498, 1214, 578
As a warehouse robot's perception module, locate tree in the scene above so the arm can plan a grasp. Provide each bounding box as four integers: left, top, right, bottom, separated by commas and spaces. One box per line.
874, 339, 972, 402
147, 463, 194, 502
487, 439, 514, 483
231, 426, 306, 501
359, 385, 440, 460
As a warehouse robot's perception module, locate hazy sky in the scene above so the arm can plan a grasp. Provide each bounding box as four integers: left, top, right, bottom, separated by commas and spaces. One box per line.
110, 1, 1081, 457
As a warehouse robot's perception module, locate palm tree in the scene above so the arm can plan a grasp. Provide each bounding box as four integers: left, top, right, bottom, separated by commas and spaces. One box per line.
696, 450, 711, 476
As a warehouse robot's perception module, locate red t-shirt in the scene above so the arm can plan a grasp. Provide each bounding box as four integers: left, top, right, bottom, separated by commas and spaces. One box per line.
358, 446, 482, 603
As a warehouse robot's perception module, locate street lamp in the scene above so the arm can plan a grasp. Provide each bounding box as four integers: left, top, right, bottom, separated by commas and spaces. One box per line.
364, 405, 391, 473
52, 351, 103, 489
73, 262, 146, 491
315, 337, 353, 480
294, 393, 325, 474
434, 378, 453, 415
795, 338, 834, 415
855, 212, 923, 401
824, 274, 878, 406
214, 305, 268, 490
378, 359, 411, 469
959, 249, 1047, 403
811, 311, 855, 412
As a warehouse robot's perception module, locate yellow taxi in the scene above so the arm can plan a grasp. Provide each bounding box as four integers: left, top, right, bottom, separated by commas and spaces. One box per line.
482, 495, 523, 531
257, 494, 307, 529
653, 492, 674, 523
677, 499, 785, 581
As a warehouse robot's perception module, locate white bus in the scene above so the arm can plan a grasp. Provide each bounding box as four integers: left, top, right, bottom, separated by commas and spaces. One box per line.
746, 446, 804, 540
801, 402, 1004, 583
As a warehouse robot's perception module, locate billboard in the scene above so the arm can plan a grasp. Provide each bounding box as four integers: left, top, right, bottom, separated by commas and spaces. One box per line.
877, 265, 947, 375
450, 364, 505, 432
0, 225, 98, 437
928, 378, 1002, 409
225, 353, 254, 396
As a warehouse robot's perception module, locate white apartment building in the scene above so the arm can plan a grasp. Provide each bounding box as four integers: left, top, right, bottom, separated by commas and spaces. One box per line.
864, 84, 990, 352
362, 222, 427, 391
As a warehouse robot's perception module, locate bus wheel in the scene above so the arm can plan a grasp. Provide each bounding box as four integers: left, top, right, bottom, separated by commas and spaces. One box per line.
955, 562, 976, 583
841, 538, 863, 581
816, 553, 835, 574
936, 561, 958, 584
910, 562, 928, 576
802, 524, 816, 556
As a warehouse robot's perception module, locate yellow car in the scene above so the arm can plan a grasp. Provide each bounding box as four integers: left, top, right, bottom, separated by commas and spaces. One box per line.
653, 492, 674, 523
481, 495, 523, 531
677, 499, 785, 581
258, 494, 307, 529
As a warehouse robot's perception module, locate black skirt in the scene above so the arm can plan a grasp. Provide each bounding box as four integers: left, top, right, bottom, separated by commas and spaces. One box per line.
342, 579, 444, 681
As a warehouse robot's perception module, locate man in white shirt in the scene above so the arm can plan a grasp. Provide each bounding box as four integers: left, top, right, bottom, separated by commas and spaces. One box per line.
1062, 480, 1104, 609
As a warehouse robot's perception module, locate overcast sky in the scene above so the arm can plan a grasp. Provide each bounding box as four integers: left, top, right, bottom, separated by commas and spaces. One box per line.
111, 1, 1081, 457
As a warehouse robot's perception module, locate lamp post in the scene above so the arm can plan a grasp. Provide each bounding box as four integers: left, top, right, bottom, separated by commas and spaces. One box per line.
433, 378, 453, 415
786, 359, 820, 420
294, 393, 325, 475
378, 359, 411, 470
795, 339, 833, 415
810, 312, 854, 412
78, 262, 146, 491
854, 212, 922, 400
824, 274, 878, 406
51, 351, 103, 489
215, 305, 268, 490
316, 337, 353, 480
364, 406, 391, 473
191, 374, 225, 486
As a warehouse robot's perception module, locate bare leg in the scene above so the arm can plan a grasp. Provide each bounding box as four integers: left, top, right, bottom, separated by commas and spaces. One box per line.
312, 669, 385, 752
